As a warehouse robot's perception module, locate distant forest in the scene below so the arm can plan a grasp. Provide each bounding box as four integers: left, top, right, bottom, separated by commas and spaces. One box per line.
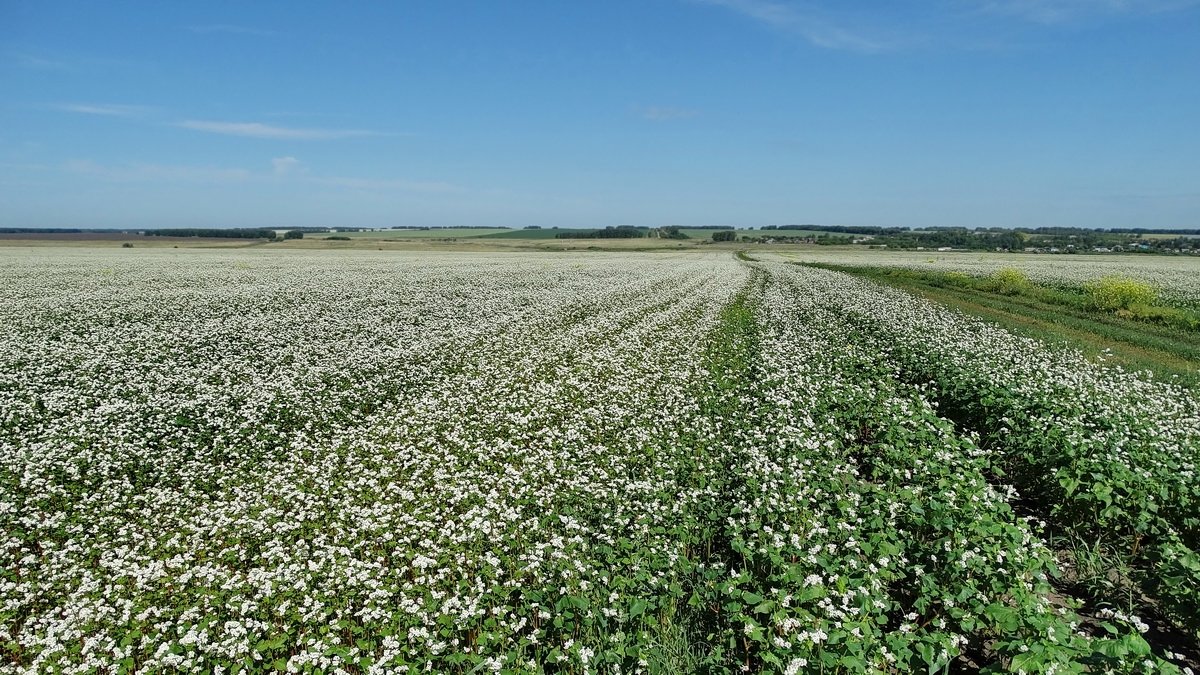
143, 228, 278, 239
556, 226, 648, 239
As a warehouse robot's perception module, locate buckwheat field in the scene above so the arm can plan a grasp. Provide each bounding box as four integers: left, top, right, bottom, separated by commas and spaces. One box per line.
3, 248, 1198, 674
765, 251, 1200, 310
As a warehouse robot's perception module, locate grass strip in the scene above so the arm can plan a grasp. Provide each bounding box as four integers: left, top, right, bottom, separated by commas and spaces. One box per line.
652, 268, 767, 672
810, 263, 1200, 387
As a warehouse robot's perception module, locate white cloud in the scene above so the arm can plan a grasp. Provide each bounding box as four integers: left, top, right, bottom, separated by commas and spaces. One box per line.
692, 0, 894, 52
975, 0, 1200, 22
13, 53, 67, 70
64, 159, 254, 183
693, 0, 1198, 50
52, 103, 153, 118
176, 120, 383, 140
639, 106, 700, 121
272, 156, 301, 175
64, 158, 457, 194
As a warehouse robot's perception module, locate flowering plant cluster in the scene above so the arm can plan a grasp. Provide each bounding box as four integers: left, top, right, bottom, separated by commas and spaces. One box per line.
767, 250, 1200, 310
1, 249, 1194, 673
767, 262, 1199, 645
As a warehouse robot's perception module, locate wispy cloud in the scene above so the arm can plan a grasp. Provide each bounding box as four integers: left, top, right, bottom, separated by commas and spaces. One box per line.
187, 24, 276, 36
692, 0, 897, 52
64, 159, 255, 183
0, 162, 53, 172
10, 50, 147, 72
63, 158, 457, 194
638, 106, 700, 121
272, 156, 302, 175
975, 0, 1200, 23
52, 103, 154, 118
43, 106, 383, 140
176, 120, 384, 140
11, 53, 68, 70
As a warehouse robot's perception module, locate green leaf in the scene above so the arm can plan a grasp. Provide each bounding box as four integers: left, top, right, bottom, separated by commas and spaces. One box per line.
629, 599, 649, 618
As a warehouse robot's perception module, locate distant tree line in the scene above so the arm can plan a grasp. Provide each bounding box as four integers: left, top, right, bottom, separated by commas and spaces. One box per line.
556, 226, 648, 239
1107, 228, 1200, 235
858, 228, 1196, 253
763, 224, 908, 235
6, 224, 1197, 254
1, 228, 92, 233
389, 225, 514, 230
881, 229, 1026, 251
144, 228, 277, 239
1012, 226, 1200, 236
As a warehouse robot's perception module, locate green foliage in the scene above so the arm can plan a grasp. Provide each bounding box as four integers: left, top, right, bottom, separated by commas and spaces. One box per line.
1122, 304, 1200, 330
939, 271, 972, 286
711, 230, 736, 242
836, 288, 1200, 637
555, 225, 647, 239
144, 227, 277, 239
816, 262, 1200, 345
283, 230, 304, 240
1088, 275, 1158, 312
985, 268, 1033, 295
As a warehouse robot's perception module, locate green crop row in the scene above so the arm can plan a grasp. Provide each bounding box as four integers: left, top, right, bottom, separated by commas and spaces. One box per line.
779, 263, 1200, 643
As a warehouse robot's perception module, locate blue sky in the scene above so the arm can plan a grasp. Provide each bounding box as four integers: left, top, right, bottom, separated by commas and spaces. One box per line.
2, 0, 1198, 229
